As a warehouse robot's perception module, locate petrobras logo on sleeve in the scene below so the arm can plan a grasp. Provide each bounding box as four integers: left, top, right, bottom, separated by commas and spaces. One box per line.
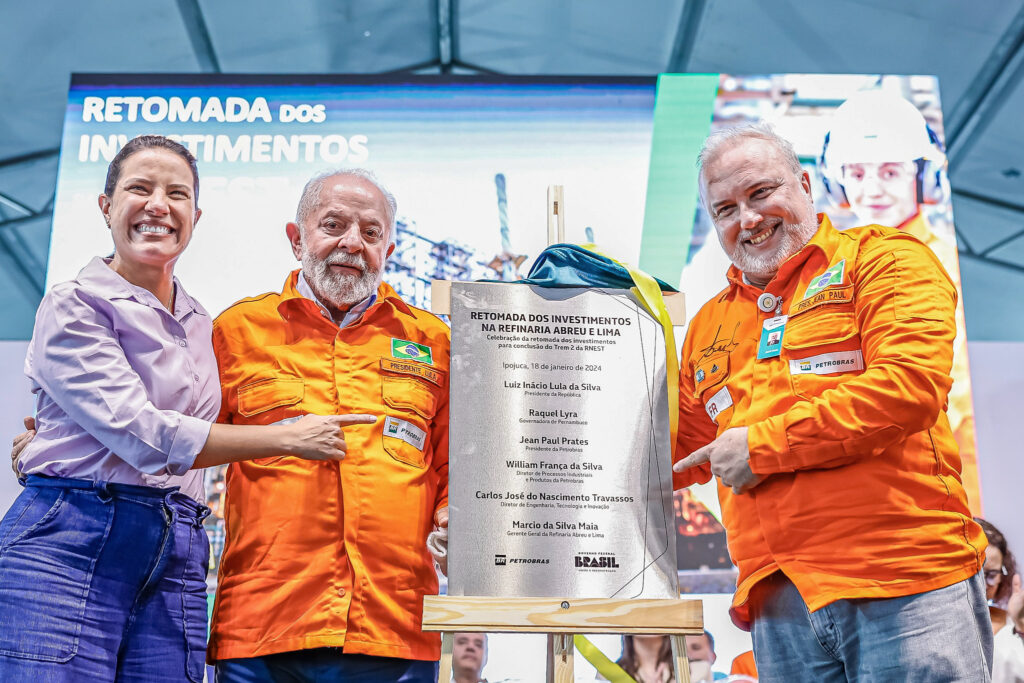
704, 385, 733, 422
789, 350, 864, 375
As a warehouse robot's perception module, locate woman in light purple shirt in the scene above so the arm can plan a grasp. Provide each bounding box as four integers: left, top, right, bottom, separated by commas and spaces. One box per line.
0, 136, 374, 682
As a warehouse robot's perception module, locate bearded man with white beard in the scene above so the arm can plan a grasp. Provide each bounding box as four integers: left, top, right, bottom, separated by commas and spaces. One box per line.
672, 124, 991, 682
207, 169, 451, 682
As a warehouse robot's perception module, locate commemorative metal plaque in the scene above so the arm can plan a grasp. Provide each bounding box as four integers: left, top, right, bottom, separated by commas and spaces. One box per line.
448, 281, 677, 599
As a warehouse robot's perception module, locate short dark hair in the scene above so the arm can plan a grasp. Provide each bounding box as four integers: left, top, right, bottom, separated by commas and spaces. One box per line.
104, 135, 200, 203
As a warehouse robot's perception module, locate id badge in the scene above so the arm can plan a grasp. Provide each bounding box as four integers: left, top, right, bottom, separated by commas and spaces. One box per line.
757, 315, 788, 360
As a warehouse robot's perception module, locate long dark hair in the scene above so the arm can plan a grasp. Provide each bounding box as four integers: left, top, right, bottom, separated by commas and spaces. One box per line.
104, 135, 199, 203
616, 635, 672, 681
976, 517, 1018, 606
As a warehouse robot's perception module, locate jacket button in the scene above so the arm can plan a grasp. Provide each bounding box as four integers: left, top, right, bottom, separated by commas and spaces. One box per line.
337, 588, 347, 597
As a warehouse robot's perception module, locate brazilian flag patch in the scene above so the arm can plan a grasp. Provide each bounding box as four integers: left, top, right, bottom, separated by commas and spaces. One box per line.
802, 259, 846, 300
391, 338, 433, 365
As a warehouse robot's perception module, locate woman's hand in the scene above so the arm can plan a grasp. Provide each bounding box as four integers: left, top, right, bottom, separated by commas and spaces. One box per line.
10, 416, 35, 477
283, 414, 377, 461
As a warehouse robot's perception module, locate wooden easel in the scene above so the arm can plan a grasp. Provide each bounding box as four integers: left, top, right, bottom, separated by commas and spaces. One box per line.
423, 595, 702, 682
428, 186, 698, 682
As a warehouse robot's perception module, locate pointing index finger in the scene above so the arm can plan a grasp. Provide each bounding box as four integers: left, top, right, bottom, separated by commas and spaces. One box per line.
673, 446, 710, 473
334, 414, 378, 425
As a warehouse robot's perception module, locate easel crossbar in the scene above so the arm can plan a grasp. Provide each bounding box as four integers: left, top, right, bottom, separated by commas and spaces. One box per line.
422, 596, 703, 634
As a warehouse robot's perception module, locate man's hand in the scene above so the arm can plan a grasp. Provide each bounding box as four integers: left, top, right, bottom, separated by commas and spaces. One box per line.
427, 506, 449, 576
11, 416, 35, 477
673, 426, 764, 494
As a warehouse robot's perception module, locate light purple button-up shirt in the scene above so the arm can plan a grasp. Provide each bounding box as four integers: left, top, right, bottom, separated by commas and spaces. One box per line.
19, 257, 220, 501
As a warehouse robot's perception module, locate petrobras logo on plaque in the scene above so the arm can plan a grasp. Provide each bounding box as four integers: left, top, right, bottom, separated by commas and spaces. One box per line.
495, 554, 550, 565
574, 552, 620, 570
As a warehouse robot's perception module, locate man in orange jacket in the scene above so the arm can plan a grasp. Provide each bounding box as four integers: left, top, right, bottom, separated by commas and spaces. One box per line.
210, 169, 449, 682
673, 123, 991, 681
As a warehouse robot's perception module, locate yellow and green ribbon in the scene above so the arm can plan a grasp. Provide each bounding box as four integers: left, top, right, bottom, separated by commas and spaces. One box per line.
574, 635, 636, 683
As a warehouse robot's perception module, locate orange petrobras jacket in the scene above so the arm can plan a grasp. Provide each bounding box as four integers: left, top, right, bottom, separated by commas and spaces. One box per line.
674, 216, 985, 628
207, 272, 449, 661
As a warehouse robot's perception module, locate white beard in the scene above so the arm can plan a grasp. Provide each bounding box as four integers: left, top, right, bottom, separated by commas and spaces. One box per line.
725, 217, 819, 283
302, 249, 381, 310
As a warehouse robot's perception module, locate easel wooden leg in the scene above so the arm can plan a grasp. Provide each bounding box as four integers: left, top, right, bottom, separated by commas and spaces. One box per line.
670, 634, 692, 683
546, 633, 574, 683
439, 631, 454, 682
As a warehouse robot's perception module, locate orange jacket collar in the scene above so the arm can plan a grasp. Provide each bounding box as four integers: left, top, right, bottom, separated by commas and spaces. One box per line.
725, 214, 835, 293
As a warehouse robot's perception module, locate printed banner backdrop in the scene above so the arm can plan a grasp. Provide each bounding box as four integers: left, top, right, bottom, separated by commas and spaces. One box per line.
53, 75, 665, 315
50, 75, 978, 608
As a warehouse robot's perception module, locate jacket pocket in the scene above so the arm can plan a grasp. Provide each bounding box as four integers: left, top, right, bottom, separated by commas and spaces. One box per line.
783, 307, 863, 399
381, 373, 443, 469
382, 375, 442, 421
238, 377, 305, 465
237, 377, 304, 417
0, 488, 111, 662
691, 353, 733, 425
783, 305, 857, 350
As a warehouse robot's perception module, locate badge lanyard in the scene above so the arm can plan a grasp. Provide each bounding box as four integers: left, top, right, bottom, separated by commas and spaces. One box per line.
756, 294, 786, 360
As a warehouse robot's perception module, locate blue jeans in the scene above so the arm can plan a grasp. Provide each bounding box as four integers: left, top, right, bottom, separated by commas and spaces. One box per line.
216, 648, 439, 682
0, 475, 211, 682
750, 570, 993, 682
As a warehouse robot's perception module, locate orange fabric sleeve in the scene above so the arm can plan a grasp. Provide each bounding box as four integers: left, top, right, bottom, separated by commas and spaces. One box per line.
748, 237, 957, 475
730, 650, 758, 676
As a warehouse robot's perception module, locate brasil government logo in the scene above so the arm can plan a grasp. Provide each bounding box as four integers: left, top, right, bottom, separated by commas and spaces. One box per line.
391, 338, 433, 365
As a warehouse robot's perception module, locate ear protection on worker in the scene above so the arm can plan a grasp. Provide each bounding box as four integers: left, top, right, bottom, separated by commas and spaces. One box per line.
819, 90, 949, 209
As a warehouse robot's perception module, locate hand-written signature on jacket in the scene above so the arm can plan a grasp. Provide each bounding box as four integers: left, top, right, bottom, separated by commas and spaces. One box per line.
698, 322, 741, 359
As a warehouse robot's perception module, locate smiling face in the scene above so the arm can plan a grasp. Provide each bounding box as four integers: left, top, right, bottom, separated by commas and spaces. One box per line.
701, 136, 819, 287
842, 161, 919, 228
100, 148, 200, 274
286, 173, 395, 314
